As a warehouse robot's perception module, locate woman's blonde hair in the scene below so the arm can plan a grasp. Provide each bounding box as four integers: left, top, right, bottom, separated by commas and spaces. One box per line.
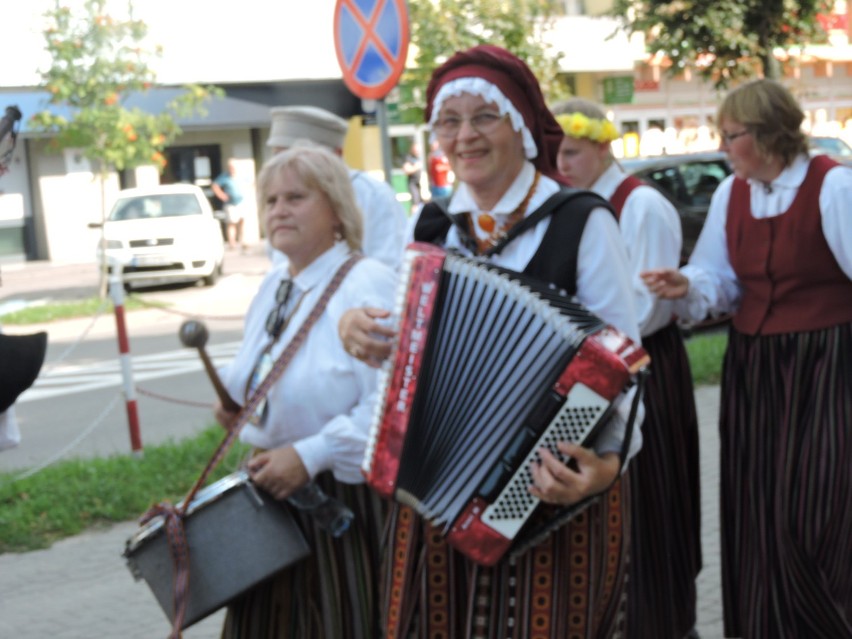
552, 98, 620, 145
257, 144, 363, 251
717, 79, 809, 166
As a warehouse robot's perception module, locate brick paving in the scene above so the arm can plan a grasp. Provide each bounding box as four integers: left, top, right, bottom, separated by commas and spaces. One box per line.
0, 251, 727, 638
0, 385, 726, 638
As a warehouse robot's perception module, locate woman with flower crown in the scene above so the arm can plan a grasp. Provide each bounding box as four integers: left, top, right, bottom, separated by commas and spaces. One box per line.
554, 98, 702, 639
339, 45, 644, 638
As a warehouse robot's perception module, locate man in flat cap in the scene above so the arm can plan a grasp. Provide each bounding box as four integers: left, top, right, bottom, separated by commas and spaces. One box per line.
267, 106, 406, 269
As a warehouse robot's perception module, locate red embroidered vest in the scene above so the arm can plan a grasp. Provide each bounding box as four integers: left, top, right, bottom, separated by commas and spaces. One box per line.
726, 155, 852, 335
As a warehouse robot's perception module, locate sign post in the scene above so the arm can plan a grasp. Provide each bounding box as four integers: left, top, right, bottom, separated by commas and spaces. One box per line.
334, 0, 410, 185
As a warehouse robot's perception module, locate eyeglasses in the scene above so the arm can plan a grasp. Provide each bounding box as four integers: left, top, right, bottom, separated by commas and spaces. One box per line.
720, 129, 750, 145
265, 278, 294, 338
432, 112, 507, 139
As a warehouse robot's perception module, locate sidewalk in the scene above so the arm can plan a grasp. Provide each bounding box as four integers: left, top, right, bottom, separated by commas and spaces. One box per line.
0, 385, 725, 638
0, 250, 726, 638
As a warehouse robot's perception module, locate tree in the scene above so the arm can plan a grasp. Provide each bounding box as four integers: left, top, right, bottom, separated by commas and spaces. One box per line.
397, 0, 568, 123
28, 0, 221, 295
609, 0, 832, 88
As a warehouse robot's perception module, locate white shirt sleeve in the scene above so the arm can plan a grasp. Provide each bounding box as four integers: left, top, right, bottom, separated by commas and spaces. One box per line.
676, 176, 743, 322
351, 172, 407, 269
821, 164, 852, 278
575, 207, 645, 464
619, 185, 682, 335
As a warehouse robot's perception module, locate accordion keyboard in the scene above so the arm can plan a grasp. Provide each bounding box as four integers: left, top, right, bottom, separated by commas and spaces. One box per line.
482, 382, 609, 537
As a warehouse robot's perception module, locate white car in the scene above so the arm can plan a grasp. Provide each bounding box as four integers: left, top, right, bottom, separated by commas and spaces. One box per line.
94, 184, 225, 288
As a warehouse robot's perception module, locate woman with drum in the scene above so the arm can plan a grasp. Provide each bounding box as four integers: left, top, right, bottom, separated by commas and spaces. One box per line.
553, 97, 702, 639
339, 44, 644, 638
215, 145, 396, 638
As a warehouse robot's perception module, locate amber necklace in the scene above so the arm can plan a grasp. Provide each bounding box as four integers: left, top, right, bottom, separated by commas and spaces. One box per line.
468, 170, 541, 255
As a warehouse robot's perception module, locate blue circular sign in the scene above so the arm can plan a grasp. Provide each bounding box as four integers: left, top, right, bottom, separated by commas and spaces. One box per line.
334, 0, 410, 100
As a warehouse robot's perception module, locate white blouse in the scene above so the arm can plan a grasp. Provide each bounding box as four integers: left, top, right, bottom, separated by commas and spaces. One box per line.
677, 155, 852, 323
221, 242, 397, 484
592, 163, 682, 336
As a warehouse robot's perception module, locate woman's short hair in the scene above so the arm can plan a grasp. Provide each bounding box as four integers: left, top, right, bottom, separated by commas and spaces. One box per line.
257, 144, 363, 251
552, 97, 607, 122
717, 79, 809, 165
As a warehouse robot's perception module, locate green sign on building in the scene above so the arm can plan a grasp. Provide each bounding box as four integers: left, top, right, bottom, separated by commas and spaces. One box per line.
603, 76, 635, 105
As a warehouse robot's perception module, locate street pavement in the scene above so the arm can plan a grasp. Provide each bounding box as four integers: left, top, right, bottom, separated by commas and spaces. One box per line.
0, 249, 726, 639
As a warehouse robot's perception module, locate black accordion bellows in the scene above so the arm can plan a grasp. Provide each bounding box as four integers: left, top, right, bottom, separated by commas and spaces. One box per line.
363, 243, 648, 565
395, 257, 605, 528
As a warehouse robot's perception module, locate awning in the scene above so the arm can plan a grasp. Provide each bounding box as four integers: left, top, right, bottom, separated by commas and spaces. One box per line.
0, 88, 272, 137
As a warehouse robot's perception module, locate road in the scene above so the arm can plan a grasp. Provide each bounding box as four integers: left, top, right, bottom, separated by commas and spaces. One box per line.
0, 246, 272, 474
0, 246, 726, 638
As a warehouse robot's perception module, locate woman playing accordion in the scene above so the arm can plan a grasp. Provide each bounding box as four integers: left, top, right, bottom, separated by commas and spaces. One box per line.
340, 45, 645, 639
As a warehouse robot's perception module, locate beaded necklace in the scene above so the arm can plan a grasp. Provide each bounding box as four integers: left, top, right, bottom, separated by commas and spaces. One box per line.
466, 170, 541, 255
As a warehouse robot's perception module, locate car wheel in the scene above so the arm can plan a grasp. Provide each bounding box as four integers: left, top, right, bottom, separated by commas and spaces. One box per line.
202, 261, 222, 287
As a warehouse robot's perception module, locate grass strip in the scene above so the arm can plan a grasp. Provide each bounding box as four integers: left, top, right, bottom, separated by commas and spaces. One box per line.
0, 328, 729, 554
0, 426, 250, 553
0, 295, 164, 325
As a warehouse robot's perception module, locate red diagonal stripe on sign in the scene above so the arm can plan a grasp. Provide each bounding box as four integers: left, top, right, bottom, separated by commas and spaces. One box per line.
340, 0, 396, 79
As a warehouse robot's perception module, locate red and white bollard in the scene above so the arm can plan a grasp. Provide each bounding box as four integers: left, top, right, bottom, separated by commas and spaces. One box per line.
108, 263, 143, 455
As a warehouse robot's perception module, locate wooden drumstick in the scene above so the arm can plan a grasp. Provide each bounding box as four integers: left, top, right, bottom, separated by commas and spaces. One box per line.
178, 319, 242, 413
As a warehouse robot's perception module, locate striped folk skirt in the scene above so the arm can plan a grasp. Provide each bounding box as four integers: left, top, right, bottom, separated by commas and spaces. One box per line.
381, 476, 631, 639
720, 323, 852, 638
626, 322, 702, 639
220, 475, 387, 639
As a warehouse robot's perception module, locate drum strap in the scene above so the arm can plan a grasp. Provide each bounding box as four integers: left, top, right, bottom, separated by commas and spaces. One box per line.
140, 253, 363, 638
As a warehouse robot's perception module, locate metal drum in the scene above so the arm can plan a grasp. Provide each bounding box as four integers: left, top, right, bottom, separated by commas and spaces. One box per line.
123, 470, 310, 629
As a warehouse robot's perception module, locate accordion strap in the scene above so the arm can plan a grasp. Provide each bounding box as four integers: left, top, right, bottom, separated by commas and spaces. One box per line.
416, 187, 612, 258
142, 252, 362, 638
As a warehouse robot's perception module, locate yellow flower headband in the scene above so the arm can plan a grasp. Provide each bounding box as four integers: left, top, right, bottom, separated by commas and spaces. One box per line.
556, 112, 620, 144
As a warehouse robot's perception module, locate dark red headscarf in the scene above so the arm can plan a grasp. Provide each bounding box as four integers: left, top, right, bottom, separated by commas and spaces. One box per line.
425, 44, 565, 182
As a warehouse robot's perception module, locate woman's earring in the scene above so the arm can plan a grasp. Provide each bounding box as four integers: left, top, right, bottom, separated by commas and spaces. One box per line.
334, 228, 344, 242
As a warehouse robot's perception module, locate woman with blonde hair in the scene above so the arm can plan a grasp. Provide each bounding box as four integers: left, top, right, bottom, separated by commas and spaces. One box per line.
216, 145, 396, 638
554, 97, 702, 639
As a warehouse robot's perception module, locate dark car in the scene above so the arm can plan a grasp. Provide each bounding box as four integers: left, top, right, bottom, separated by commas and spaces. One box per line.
619, 151, 732, 264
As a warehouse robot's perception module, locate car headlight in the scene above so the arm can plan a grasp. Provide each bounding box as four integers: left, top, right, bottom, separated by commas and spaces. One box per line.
101, 239, 123, 249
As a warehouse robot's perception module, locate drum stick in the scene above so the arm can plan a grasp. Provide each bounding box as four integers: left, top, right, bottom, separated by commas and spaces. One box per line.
178, 319, 242, 413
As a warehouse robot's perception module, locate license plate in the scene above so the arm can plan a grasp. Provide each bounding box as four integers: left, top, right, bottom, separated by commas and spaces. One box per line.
133, 254, 172, 267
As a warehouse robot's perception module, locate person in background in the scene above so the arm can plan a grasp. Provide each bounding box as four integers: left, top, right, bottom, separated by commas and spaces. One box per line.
642, 78, 852, 639
211, 158, 247, 251
267, 105, 406, 269
339, 44, 644, 638
215, 145, 396, 638
427, 138, 453, 198
554, 97, 702, 639
402, 141, 423, 213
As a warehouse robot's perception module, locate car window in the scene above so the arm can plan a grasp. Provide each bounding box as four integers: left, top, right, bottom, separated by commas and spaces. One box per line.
110, 194, 203, 221
681, 161, 729, 206
646, 167, 684, 201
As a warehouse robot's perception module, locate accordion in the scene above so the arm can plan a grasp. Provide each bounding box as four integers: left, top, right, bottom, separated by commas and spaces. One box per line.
363, 243, 650, 566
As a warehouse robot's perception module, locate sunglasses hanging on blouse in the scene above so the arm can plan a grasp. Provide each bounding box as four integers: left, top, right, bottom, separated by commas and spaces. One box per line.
245, 278, 306, 426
